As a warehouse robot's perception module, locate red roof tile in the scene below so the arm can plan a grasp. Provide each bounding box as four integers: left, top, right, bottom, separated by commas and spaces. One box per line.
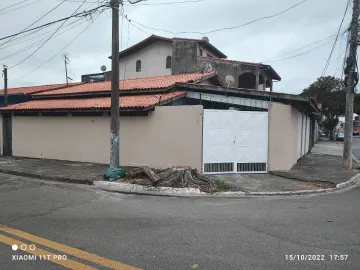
0, 92, 186, 111
33, 72, 215, 96
0, 82, 82, 95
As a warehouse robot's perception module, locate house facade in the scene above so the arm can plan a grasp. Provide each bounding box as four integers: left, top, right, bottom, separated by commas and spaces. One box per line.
0, 72, 319, 173
107, 35, 280, 91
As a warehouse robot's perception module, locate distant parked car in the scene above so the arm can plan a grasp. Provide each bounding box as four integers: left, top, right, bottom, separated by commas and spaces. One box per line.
336, 131, 345, 141
353, 130, 359, 136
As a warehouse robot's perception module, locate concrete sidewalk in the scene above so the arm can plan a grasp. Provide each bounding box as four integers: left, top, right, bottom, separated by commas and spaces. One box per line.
0, 156, 106, 185
271, 139, 359, 185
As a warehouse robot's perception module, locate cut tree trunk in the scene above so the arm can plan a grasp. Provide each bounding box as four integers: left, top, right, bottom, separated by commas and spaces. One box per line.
129, 166, 214, 192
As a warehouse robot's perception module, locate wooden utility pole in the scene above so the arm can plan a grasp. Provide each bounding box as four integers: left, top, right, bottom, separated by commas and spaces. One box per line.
344, 0, 360, 169
110, 0, 120, 168
3, 65, 7, 106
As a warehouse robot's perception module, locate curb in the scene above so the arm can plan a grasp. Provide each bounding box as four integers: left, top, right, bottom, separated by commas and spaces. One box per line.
1, 169, 359, 198
93, 173, 360, 197
0, 169, 94, 185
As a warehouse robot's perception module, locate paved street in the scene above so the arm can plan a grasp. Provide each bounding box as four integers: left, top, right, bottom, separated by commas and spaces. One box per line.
352, 137, 360, 160
1, 173, 360, 270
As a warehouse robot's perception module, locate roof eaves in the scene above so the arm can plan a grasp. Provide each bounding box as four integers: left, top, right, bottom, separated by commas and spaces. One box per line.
144, 92, 187, 111
175, 83, 317, 113
110, 35, 172, 59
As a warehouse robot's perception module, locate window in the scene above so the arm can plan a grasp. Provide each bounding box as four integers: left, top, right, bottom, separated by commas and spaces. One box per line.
199, 49, 203, 56
166, 56, 172, 69
136, 60, 141, 72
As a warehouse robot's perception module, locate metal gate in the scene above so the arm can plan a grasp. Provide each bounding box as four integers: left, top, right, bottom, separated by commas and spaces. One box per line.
203, 110, 268, 174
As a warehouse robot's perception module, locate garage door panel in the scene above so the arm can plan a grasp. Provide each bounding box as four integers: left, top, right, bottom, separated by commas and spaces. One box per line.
203, 146, 234, 163
204, 110, 234, 129
203, 110, 268, 174
235, 131, 267, 146
235, 146, 267, 163
204, 129, 235, 146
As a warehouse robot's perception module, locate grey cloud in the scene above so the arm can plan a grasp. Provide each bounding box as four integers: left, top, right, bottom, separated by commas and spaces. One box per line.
0, 0, 351, 94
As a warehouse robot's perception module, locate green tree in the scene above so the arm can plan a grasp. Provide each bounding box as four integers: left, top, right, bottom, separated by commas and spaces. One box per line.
300, 76, 346, 140
354, 93, 360, 115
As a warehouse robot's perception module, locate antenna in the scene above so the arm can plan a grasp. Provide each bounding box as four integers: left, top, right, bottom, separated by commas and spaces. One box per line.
63, 53, 73, 86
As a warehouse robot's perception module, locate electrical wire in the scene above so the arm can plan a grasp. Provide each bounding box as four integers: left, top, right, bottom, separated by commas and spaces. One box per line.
0, 0, 69, 48
9, 0, 90, 69
0, 4, 108, 42
334, 29, 349, 78
57, 0, 205, 5
128, 0, 309, 35
123, 0, 205, 6
123, 7, 131, 80
0, 18, 87, 61
0, 0, 42, 16
321, 0, 351, 76
261, 31, 346, 63
128, 19, 150, 35
0, 17, 85, 50
263, 37, 338, 63
0, 0, 32, 12
10, 10, 103, 82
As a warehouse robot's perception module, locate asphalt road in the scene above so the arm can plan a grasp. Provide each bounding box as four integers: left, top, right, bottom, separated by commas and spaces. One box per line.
1, 173, 360, 270
352, 136, 360, 159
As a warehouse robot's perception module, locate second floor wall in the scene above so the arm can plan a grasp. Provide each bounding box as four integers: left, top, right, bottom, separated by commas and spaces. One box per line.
119, 40, 172, 80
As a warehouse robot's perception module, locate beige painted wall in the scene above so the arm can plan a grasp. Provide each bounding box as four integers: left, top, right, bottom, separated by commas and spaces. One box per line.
12, 106, 203, 171
0, 115, 2, 155
268, 103, 299, 171
119, 40, 172, 80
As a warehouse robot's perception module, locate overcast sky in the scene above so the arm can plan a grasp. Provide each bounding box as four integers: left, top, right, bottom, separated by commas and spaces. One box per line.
0, 0, 353, 94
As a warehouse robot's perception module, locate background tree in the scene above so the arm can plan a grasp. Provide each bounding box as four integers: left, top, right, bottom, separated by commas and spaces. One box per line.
354, 93, 360, 115
300, 76, 346, 140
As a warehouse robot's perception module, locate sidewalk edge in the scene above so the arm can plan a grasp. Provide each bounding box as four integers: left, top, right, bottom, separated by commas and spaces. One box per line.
0, 168, 93, 185
1, 168, 359, 197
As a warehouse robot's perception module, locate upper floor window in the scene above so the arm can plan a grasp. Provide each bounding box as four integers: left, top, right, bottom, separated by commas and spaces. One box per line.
166, 56, 172, 69
199, 49, 203, 56
136, 60, 141, 72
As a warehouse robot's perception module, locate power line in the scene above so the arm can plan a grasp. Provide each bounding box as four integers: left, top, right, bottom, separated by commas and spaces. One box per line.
9, 0, 90, 69
0, 4, 108, 42
123, 0, 205, 6
262, 37, 338, 63
333, 30, 349, 78
261, 30, 347, 63
0, 0, 32, 12
129, 0, 309, 35
0, 18, 87, 61
57, 0, 206, 5
0, 17, 85, 50
321, 0, 351, 76
0, 0, 42, 16
0, 0, 68, 48
10, 11, 103, 82
123, 9, 131, 80
261, 33, 341, 62
128, 18, 150, 35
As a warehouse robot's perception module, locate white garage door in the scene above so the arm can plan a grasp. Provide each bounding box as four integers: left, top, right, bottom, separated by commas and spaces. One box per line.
203, 110, 268, 174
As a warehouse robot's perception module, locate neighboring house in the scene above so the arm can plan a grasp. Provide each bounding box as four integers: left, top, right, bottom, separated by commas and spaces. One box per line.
0, 82, 82, 107
106, 35, 281, 91
0, 72, 318, 173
